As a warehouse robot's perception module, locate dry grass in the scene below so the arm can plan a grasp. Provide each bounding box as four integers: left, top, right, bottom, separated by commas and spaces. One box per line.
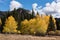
0, 34, 59, 40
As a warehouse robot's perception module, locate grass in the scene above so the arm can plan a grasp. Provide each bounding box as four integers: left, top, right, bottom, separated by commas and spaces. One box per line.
0, 33, 59, 40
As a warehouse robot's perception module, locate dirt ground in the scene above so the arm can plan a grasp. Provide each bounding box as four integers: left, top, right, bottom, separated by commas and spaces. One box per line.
0, 34, 59, 40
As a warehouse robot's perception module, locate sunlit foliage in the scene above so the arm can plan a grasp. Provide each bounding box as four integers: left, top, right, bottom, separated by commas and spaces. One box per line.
0, 18, 2, 25
20, 14, 50, 35
3, 16, 18, 33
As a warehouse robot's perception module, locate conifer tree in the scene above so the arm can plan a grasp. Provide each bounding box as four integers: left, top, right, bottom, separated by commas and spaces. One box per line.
3, 16, 18, 33
37, 12, 39, 15
13, 8, 18, 21
0, 18, 2, 32
47, 15, 56, 32
31, 9, 35, 18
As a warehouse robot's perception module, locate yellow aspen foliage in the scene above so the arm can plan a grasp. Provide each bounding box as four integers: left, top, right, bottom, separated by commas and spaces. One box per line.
20, 14, 50, 35
35, 15, 50, 35
52, 16, 57, 30
20, 19, 30, 34
52, 17, 57, 29
3, 16, 18, 33
0, 18, 2, 25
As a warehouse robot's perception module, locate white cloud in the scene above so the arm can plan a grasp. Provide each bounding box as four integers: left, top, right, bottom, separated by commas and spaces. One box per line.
56, 0, 60, 2
46, 3, 50, 7
32, 0, 60, 18
32, 3, 38, 9
32, 3, 38, 15
43, 1, 56, 14
10, 0, 23, 11
42, 0, 60, 18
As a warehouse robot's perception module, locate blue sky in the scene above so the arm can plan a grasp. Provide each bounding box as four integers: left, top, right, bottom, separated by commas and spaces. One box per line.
0, 0, 54, 11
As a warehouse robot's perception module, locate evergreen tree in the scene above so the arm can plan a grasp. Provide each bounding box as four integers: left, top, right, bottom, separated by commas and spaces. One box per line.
12, 8, 21, 31
13, 8, 18, 21
31, 9, 35, 18
37, 12, 39, 15
47, 15, 56, 32
1, 15, 6, 32
3, 16, 18, 33
17, 10, 23, 30
0, 18, 2, 32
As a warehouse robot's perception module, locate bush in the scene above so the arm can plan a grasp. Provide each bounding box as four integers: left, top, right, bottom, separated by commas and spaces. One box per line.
48, 31, 55, 35
20, 15, 50, 35
17, 31, 21, 34
55, 30, 60, 35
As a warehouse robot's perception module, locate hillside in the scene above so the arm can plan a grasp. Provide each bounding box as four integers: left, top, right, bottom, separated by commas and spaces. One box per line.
0, 8, 35, 32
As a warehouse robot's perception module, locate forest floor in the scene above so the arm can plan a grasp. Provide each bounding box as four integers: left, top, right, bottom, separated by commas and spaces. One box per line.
0, 34, 59, 40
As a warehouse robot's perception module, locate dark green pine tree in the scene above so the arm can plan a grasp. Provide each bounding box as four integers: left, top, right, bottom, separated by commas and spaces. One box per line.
12, 8, 21, 30
25, 13, 31, 20
47, 15, 56, 32
37, 11, 39, 15
6, 10, 10, 18
12, 8, 18, 21
21, 13, 25, 20
31, 9, 35, 18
